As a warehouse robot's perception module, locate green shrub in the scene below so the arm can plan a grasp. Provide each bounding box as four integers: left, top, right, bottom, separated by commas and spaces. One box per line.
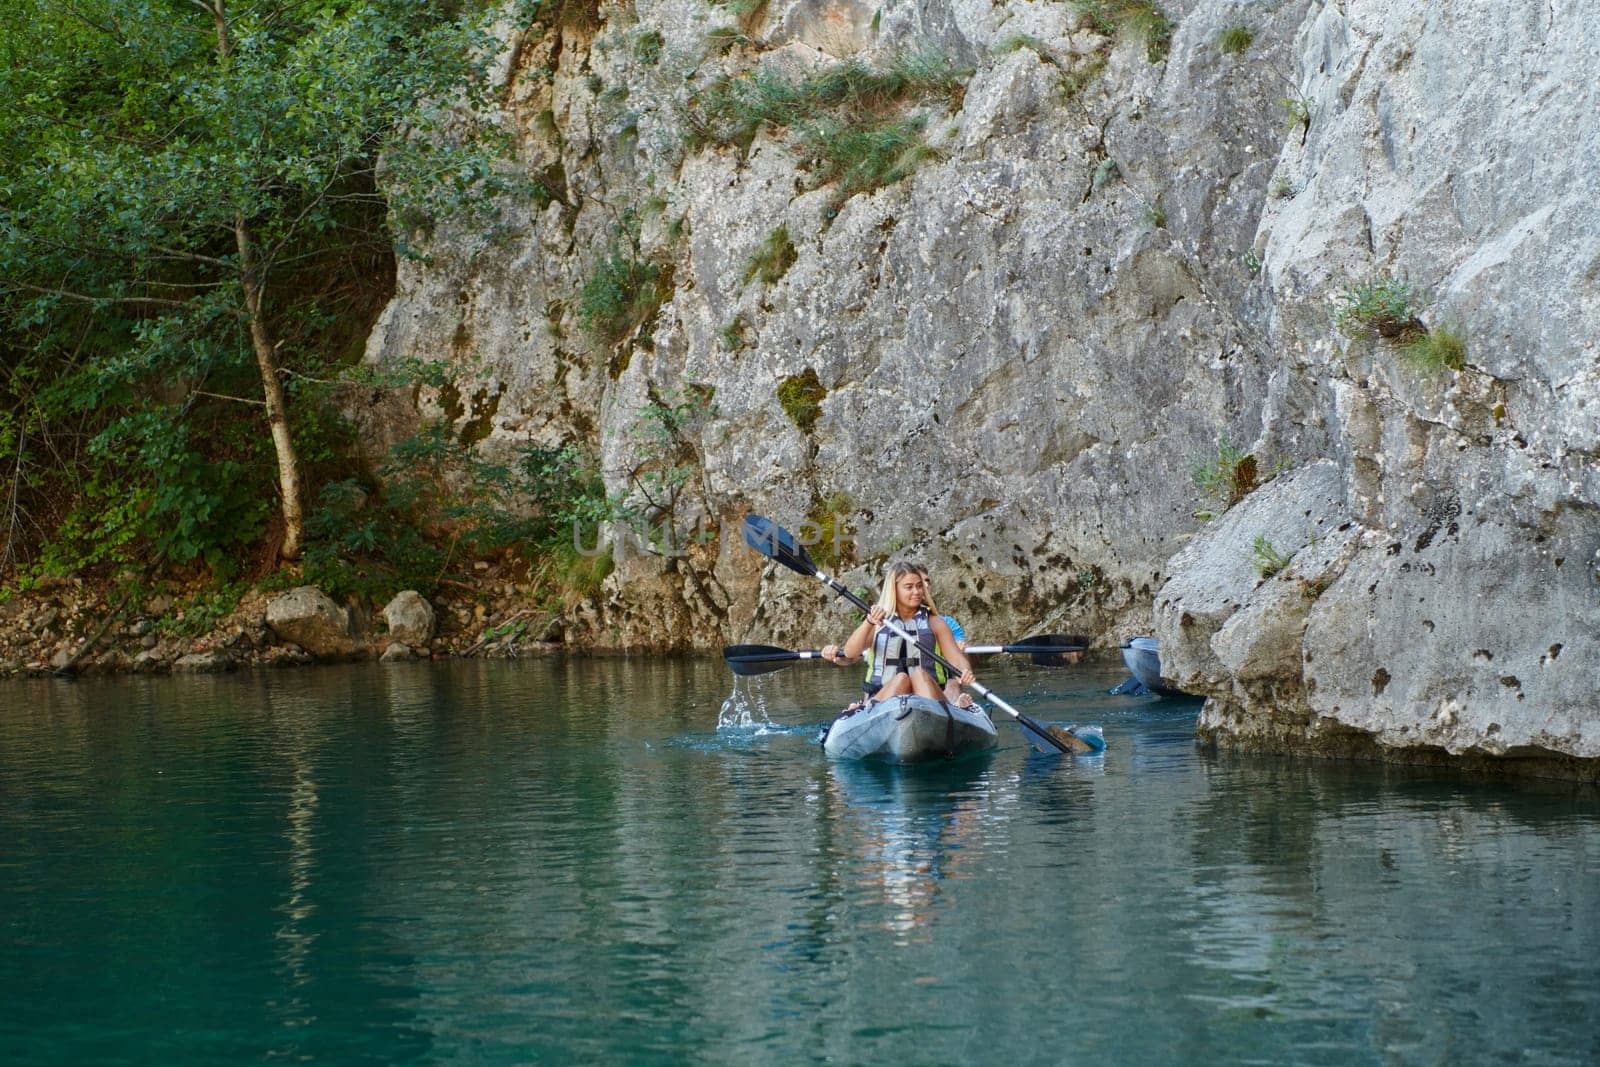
1145, 201, 1167, 228
1217, 25, 1254, 54
302, 429, 612, 603
743, 225, 798, 286
579, 247, 671, 346
152, 584, 248, 640
1399, 325, 1467, 372
1335, 276, 1424, 341
778, 369, 828, 434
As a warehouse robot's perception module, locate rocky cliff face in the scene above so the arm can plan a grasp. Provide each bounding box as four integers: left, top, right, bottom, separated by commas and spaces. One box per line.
360, 0, 1600, 771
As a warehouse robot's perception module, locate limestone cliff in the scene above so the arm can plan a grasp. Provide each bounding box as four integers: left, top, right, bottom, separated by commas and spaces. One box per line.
359, 0, 1600, 770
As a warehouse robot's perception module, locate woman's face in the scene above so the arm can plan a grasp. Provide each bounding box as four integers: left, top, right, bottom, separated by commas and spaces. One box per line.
894, 571, 925, 611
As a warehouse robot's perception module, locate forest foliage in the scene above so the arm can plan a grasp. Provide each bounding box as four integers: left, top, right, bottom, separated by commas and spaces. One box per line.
0, 0, 600, 600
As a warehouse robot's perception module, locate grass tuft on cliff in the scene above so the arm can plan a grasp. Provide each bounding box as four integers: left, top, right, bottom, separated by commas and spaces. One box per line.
688, 48, 969, 213
580, 246, 672, 348
1400, 325, 1467, 373
743, 225, 798, 286
1077, 1, 1174, 63
1217, 25, 1254, 54
1335, 276, 1425, 341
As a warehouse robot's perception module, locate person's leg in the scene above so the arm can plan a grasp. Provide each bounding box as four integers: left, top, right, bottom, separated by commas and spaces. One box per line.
943, 678, 973, 708
909, 668, 943, 701
871, 672, 912, 702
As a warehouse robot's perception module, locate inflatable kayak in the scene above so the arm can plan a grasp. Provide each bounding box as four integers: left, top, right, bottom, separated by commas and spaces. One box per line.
820, 695, 999, 763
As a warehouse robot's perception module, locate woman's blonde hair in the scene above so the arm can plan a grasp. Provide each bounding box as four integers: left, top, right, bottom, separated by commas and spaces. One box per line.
875, 559, 934, 616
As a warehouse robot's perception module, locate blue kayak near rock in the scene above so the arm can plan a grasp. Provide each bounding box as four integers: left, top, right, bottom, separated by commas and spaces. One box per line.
1119, 637, 1195, 698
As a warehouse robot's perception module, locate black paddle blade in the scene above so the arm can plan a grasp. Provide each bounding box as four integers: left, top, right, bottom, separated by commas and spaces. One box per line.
742, 515, 817, 576
722, 643, 801, 677
726, 657, 796, 677
1014, 632, 1089, 667
724, 644, 793, 660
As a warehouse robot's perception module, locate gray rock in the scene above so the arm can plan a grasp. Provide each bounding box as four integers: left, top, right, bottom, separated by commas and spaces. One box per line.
380, 642, 415, 662
352, 1, 1600, 768
381, 591, 436, 646
261, 645, 315, 668
265, 586, 355, 657
173, 650, 234, 674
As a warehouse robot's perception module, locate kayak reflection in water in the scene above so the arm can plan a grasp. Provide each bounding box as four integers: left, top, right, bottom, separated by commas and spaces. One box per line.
819, 560, 975, 713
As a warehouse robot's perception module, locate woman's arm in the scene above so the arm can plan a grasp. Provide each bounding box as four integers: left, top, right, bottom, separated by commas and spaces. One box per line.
930, 616, 975, 685
842, 605, 885, 660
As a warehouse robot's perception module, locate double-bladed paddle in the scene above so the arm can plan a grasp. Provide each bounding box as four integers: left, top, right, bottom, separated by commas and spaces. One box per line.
740, 514, 1093, 755
724, 637, 1087, 677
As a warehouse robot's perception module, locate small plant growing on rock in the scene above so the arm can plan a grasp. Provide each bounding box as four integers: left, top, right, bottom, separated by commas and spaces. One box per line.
777, 368, 828, 434
1078, 1, 1175, 63
1270, 177, 1294, 199
1335, 275, 1424, 341
742, 225, 797, 286
1217, 25, 1254, 54
1251, 536, 1291, 578
1281, 96, 1310, 132
996, 34, 1061, 66
717, 0, 769, 31
1090, 157, 1120, 194
807, 491, 857, 571
580, 247, 672, 349
687, 48, 969, 216
1145, 200, 1166, 228
719, 316, 748, 350
1057, 56, 1106, 102
1399, 324, 1467, 372
1193, 435, 1256, 518
634, 29, 664, 66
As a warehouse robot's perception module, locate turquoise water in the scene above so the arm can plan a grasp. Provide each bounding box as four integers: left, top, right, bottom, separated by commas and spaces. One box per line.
2, 657, 1597, 1064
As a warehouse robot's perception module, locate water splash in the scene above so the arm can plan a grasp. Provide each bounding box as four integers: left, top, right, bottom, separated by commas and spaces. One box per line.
718, 676, 775, 731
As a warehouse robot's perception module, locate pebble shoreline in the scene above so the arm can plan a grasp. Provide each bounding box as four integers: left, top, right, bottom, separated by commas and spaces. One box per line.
0, 575, 568, 679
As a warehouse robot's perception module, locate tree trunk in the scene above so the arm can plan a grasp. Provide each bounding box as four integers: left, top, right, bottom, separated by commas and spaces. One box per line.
208, 0, 304, 560
236, 218, 306, 560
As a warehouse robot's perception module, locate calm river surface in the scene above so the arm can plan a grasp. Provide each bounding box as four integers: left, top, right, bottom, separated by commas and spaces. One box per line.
2, 657, 1597, 1065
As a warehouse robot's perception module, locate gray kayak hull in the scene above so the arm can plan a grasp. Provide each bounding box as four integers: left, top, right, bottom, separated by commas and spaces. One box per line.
1120, 636, 1192, 698
821, 695, 999, 763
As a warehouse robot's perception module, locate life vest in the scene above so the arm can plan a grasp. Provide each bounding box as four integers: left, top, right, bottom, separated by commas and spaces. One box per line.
863, 607, 938, 692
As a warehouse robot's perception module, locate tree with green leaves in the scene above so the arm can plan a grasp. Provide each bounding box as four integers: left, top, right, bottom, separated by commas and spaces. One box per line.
0, 0, 509, 574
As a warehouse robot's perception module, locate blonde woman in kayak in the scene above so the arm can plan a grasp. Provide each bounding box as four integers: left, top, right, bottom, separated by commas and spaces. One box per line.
821, 561, 974, 707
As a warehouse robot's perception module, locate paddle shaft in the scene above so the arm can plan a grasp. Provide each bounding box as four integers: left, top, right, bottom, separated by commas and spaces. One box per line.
727, 645, 1078, 664
962, 644, 1085, 656
811, 572, 1039, 728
